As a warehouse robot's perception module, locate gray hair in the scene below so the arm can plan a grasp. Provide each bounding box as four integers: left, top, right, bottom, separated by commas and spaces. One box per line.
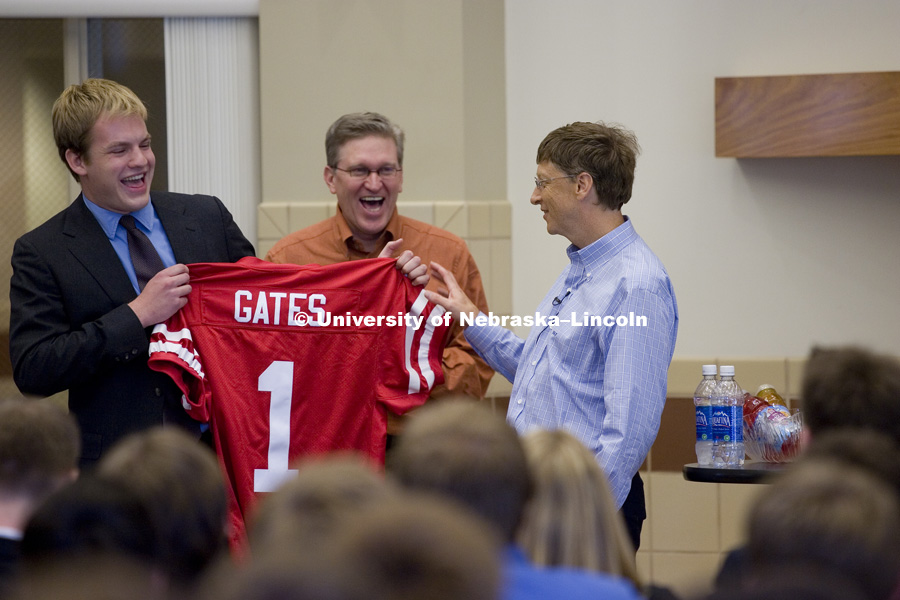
325, 112, 405, 167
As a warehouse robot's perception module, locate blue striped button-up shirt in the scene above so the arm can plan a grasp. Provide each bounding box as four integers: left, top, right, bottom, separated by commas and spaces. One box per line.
465, 217, 678, 507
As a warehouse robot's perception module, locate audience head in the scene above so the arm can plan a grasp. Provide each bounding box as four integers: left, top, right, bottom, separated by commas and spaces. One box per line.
330, 492, 501, 600
20, 474, 159, 567
745, 459, 900, 600
517, 428, 639, 586
51, 78, 148, 181
801, 428, 900, 498
0, 397, 79, 528
209, 489, 500, 600
249, 453, 395, 558
96, 427, 228, 587
536, 121, 640, 211
10, 554, 164, 600
802, 345, 900, 442
387, 400, 531, 543
701, 563, 871, 600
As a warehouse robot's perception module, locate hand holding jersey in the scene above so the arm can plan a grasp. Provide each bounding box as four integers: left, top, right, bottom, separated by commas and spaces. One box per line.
378, 238, 429, 287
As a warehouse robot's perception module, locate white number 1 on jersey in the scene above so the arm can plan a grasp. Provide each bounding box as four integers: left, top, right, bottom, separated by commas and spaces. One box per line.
253, 360, 298, 492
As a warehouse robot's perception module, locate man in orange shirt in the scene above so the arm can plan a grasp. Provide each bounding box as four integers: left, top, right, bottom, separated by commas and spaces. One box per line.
266, 112, 493, 432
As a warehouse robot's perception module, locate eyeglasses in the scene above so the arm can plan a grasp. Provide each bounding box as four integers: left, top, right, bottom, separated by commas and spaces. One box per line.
333, 165, 402, 179
534, 175, 574, 190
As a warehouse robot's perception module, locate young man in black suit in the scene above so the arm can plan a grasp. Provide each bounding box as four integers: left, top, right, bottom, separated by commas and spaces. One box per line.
9, 79, 427, 469
8, 79, 256, 466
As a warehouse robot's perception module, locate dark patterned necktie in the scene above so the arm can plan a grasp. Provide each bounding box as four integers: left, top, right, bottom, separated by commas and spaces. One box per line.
120, 215, 165, 291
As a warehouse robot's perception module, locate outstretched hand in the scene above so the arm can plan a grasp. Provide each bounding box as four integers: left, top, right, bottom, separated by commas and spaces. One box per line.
422, 261, 479, 326
379, 239, 429, 287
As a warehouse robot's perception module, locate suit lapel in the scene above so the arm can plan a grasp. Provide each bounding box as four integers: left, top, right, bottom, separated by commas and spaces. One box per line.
62, 197, 136, 302
154, 192, 210, 264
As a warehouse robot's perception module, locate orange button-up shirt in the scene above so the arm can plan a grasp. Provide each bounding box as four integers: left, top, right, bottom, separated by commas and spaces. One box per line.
265, 207, 494, 431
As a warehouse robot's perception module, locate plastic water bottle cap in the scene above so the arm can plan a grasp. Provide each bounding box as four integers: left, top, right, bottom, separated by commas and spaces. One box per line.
720, 365, 735, 377
702, 364, 717, 376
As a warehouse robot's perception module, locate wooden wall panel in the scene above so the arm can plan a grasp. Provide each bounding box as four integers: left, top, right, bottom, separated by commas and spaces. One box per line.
715, 72, 900, 157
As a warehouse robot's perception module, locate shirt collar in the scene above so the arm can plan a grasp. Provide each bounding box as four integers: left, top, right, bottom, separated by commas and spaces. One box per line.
566, 215, 637, 271
0, 526, 23, 540
82, 195, 157, 239
334, 205, 401, 254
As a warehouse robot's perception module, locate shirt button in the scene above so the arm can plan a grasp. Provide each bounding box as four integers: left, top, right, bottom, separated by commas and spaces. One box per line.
531, 360, 537, 366
155, 388, 162, 397
131, 348, 139, 355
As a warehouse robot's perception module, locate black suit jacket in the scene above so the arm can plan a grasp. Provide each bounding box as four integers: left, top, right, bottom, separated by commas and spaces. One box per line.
9, 191, 255, 465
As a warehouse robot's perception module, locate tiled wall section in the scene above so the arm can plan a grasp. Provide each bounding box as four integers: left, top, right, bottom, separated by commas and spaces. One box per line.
257, 200, 513, 316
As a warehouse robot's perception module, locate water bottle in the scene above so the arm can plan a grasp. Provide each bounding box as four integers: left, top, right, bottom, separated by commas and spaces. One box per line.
711, 365, 744, 467
693, 365, 717, 465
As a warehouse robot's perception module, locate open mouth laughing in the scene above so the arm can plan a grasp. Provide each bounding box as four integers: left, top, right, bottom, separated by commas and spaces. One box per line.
360, 196, 385, 212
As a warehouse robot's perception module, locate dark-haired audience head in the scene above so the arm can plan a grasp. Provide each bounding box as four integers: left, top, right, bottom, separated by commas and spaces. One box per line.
802, 345, 900, 443
745, 459, 900, 600
801, 428, 900, 499
96, 427, 228, 587
0, 397, 80, 530
208, 492, 500, 600
20, 474, 159, 567
387, 400, 531, 543
249, 453, 395, 559
701, 563, 871, 600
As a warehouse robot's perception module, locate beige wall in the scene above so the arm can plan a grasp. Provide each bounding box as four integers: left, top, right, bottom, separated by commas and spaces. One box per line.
259, 0, 505, 205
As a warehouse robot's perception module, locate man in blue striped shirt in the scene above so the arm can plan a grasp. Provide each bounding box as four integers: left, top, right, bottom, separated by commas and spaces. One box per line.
427, 121, 678, 551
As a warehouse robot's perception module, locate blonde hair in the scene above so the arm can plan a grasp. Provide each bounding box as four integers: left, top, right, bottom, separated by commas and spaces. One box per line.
517, 429, 641, 588
51, 78, 148, 181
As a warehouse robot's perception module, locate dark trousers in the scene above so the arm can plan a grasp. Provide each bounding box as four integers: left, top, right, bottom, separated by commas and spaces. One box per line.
619, 472, 646, 552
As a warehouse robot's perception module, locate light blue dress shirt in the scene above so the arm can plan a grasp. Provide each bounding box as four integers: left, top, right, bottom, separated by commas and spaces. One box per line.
83, 195, 177, 294
466, 217, 678, 507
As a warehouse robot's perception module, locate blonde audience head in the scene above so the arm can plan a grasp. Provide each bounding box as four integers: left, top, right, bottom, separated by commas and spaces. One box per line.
516, 428, 640, 587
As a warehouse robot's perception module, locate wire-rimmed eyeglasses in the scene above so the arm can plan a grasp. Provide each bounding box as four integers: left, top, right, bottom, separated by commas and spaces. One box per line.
534, 175, 575, 190
333, 165, 402, 179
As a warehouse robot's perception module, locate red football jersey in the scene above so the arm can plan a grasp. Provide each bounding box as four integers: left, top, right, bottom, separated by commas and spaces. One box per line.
148, 256, 449, 548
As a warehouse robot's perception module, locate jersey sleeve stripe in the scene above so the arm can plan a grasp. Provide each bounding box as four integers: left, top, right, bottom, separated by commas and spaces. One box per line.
149, 324, 205, 379
404, 291, 431, 393
416, 304, 446, 389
